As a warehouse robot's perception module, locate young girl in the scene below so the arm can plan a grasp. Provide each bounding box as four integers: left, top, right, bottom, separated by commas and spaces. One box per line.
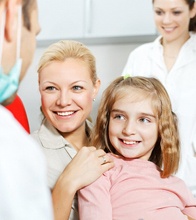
78, 76, 196, 220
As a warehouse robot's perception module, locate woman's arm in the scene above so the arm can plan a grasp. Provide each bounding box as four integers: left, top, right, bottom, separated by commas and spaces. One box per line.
52, 146, 114, 220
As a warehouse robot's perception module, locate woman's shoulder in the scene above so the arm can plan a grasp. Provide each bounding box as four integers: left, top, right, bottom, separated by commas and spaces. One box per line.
129, 43, 152, 59
30, 118, 67, 150
131, 36, 160, 56
31, 118, 47, 140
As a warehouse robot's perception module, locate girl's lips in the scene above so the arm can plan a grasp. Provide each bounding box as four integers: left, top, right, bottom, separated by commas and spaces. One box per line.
120, 139, 141, 145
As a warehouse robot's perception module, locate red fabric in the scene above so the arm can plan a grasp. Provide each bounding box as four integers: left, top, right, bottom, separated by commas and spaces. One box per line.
6, 95, 30, 133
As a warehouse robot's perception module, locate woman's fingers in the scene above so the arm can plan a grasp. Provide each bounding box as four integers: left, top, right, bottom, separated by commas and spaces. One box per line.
101, 155, 107, 164
86, 146, 114, 166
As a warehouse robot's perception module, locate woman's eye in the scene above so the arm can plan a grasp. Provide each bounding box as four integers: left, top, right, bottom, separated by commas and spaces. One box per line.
73, 85, 83, 91
45, 86, 56, 91
155, 10, 163, 16
173, 11, 181, 15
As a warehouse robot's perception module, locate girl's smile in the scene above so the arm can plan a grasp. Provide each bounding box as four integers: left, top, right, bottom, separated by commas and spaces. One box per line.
109, 93, 158, 161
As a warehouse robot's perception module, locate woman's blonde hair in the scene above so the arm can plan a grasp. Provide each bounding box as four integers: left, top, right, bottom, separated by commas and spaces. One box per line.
37, 40, 98, 85
92, 76, 180, 178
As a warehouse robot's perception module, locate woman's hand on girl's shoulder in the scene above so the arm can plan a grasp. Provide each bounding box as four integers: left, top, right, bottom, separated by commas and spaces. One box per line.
64, 146, 114, 191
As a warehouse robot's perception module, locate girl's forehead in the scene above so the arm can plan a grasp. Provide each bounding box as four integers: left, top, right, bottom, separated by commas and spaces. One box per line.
115, 87, 150, 102
112, 87, 159, 113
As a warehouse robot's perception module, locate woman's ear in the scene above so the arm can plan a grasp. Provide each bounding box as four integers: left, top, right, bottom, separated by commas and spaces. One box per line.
190, 1, 196, 19
4, 0, 21, 42
92, 78, 101, 100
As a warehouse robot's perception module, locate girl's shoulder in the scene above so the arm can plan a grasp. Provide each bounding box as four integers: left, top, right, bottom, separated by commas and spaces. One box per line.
106, 153, 157, 173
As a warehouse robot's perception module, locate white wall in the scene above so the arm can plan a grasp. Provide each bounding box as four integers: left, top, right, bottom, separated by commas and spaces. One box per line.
18, 43, 141, 132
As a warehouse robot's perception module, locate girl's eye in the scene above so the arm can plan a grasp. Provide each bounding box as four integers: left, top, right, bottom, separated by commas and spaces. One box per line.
114, 114, 125, 120
140, 118, 150, 123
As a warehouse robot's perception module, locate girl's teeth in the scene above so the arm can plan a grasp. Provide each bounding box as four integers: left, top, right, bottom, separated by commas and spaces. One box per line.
123, 140, 137, 145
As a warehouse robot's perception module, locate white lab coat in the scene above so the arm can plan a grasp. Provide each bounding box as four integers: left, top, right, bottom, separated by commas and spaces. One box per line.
122, 33, 196, 197
0, 105, 53, 219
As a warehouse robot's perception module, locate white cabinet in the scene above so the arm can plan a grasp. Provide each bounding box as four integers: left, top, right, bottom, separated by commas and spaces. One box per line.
37, 0, 84, 40
37, 0, 156, 41
84, 0, 156, 38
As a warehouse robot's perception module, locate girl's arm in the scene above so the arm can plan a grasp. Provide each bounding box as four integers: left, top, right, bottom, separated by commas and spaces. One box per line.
78, 171, 112, 220
52, 147, 114, 220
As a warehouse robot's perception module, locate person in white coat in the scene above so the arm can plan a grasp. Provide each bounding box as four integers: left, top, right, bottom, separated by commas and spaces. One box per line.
122, 0, 196, 197
0, 0, 53, 219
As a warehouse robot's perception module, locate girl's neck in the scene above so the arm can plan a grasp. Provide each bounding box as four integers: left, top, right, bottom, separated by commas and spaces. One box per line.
60, 122, 89, 151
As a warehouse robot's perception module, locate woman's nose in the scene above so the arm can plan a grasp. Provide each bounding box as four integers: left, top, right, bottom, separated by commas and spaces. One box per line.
56, 91, 72, 106
162, 13, 172, 24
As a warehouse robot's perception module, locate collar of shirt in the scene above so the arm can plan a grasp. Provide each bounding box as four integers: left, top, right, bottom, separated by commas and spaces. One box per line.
37, 118, 70, 150
150, 33, 196, 70
37, 117, 93, 151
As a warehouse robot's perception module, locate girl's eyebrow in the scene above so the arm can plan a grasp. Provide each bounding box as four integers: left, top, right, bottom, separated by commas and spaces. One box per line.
140, 112, 156, 118
111, 109, 156, 118
111, 109, 125, 113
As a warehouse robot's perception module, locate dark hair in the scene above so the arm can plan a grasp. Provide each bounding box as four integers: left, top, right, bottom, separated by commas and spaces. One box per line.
0, 0, 34, 30
153, 0, 196, 32
188, 0, 196, 32
22, 0, 35, 31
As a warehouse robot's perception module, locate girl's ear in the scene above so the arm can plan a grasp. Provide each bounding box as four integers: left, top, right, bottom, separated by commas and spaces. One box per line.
4, 0, 21, 42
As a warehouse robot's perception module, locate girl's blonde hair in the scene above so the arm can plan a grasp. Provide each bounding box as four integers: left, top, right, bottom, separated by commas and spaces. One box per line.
37, 40, 98, 85
92, 76, 180, 178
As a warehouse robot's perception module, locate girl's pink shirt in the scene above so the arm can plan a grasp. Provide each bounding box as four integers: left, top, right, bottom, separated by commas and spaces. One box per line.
79, 153, 196, 220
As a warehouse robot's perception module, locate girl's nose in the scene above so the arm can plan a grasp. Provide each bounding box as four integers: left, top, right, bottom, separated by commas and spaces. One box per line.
122, 120, 136, 136
56, 91, 72, 106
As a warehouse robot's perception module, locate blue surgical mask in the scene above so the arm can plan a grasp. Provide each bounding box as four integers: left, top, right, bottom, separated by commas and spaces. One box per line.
0, 6, 22, 103
0, 59, 22, 103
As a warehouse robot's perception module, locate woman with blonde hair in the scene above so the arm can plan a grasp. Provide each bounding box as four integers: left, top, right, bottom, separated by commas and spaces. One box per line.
32, 40, 114, 220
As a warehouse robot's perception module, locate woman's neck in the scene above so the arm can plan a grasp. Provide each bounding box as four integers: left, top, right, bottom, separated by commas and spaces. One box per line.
161, 32, 190, 71
162, 32, 190, 57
